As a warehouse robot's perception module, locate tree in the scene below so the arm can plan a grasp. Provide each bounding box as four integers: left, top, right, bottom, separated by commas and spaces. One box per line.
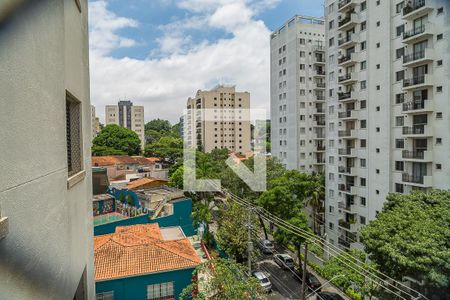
274, 214, 310, 267
144, 136, 183, 163
215, 202, 253, 263
92, 124, 141, 156
361, 190, 450, 297
179, 259, 267, 300
91, 145, 127, 156
258, 185, 301, 220
192, 201, 213, 235
144, 129, 163, 145
144, 118, 172, 133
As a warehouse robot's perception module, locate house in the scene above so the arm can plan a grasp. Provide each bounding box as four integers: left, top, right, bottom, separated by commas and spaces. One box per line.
92, 156, 168, 181
94, 224, 202, 300
126, 177, 168, 190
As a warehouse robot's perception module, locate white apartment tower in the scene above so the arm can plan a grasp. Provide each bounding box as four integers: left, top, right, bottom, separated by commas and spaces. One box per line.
270, 16, 326, 174
325, 0, 450, 249
185, 85, 251, 154
91, 105, 101, 141
105, 101, 145, 149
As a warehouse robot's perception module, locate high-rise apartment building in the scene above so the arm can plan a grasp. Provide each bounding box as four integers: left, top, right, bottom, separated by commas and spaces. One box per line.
325, 0, 450, 249
105, 101, 145, 149
91, 105, 101, 140
0, 0, 94, 299
185, 85, 251, 154
270, 16, 326, 174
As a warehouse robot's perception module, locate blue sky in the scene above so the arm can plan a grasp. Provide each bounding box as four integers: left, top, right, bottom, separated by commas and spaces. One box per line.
89, 0, 324, 122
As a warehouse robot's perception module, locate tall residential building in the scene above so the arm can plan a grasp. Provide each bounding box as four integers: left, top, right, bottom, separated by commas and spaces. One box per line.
185, 85, 251, 154
91, 105, 101, 141
325, 0, 450, 249
0, 0, 94, 299
105, 101, 145, 149
270, 16, 326, 174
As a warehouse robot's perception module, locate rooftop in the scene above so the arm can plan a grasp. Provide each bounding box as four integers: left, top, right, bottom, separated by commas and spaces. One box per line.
126, 177, 168, 190
94, 224, 201, 281
92, 156, 161, 167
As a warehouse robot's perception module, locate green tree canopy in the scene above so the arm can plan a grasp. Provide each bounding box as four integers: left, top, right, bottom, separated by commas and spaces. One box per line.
144, 118, 172, 132
179, 259, 267, 300
92, 124, 141, 156
361, 190, 450, 294
91, 145, 127, 156
144, 136, 183, 163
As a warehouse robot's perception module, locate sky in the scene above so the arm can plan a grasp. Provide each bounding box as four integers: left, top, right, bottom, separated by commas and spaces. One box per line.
89, 0, 324, 124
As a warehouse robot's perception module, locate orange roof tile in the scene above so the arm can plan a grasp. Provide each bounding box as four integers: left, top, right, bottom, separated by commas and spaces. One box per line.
94, 224, 200, 281
126, 177, 168, 190
92, 156, 161, 167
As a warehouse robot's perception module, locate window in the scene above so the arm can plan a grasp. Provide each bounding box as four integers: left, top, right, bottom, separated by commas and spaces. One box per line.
376, 127, 380, 132
329, 205, 334, 213
437, 60, 443, 66
329, 20, 334, 29
376, 148, 380, 153
436, 164, 442, 170
396, 2, 404, 14
329, 37, 334, 47
437, 86, 443, 93
396, 138, 404, 148
396, 71, 405, 83
377, 21, 381, 27
396, 93, 405, 104
376, 85, 381, 90
437, 7, 444, 14
396, 25, 404, 37
395, 161, 404, 171
360, 81, 367, 90
360, 159, 366, 167
360, 216, 366, 225
396, 47, 404, 59
360, 197, 366, 206
436, 112, 443, 119
329, 222, 334, 230
360, 178, 366, 187
96, 292, 114, 300
66, 92, 83, 177
376, 42, 380, 48
360, 61, 367, 70
360, 120, 367, 129
396, 116, 404, 126
437, 33, 443, 40
436, 138, 442, 145
361, 1, 367, 11
147, 282, 174, 300
360, 100, 367, 109
395, 183, 404, 193
361, 21, 367, 31
360, 41, 366, 50
376, 64, 380, 69
360, 139, 366, 148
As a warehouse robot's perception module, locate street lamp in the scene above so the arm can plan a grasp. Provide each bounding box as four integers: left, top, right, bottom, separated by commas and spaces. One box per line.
304, 274, 346, 299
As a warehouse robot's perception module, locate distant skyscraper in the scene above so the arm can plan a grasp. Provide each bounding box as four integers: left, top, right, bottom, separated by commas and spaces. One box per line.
105, 101, 145, 149
270, 15, 326, 174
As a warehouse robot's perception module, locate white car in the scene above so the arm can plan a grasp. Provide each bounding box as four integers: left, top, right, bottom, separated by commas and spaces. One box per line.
252, 271, 272, 292
258, 239, 275, 254
273, 253, 295, 270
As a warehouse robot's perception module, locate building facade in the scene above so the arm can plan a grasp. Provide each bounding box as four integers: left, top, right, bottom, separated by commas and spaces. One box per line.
105, 101, 145, 149
0, 0, 94, 299
270, 16, 326, 173
91, 105, 101, 141
325, 0, 450, 249
185, 85, 251, 154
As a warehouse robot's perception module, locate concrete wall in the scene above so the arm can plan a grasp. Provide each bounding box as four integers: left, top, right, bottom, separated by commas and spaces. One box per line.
0, 0, 94, 299
95, 267, 195, 300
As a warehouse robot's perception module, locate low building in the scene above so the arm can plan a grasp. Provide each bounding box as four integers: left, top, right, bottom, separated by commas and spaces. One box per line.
94, 224, 201, 300
92, 156, 168, 181
126, 177, 169, 191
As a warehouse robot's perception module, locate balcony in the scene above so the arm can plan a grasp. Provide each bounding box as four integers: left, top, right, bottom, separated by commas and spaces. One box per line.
403, 23, 434, 44
315, 82, 326, 89
313, 120, 326, 127
338, 72, 357, 85
316, 95, 326, 101
338, 129, 357, 139
338, 91, 357, 102
338, 201, 353, 212
313, 45, 325, 52
402, 124, 433, 137
338, 52, 358, 67
338, 184, 352, 193
316, 145, 326, 152
313, 56, 326, 65
338, 13, 359, 31
402, 173, 432, 187
338, 35, 358, 49
338, 219, 357, 232
402, 0, 433, 20
313, 69, 326, 77
338, 148, 356, 157
338, 166, 352, 175
403, 48, 434, 68
314, 132, 326, 140
314, 159, 326, 165
338, 0, 357, 12
338, 110, 359, 120
402, 150, 433, 162
402, 98, 433, 113
402, 74, 433, 91
313, 107, 325, 115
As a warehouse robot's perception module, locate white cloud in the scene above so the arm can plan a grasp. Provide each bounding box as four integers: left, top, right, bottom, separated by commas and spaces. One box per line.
89, 0, 273, 123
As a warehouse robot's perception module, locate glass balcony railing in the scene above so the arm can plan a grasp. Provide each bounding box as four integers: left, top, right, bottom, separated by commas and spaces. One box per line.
403, 0, 425, 16
402, 124, 425, 135
402, 150, 425, 159
403, 49, 426, 64
402, 98, 426, 111
403, 24, 426, 40
338, 92, 352, 100
402, 173, 425, 184
403, 75, 425, 87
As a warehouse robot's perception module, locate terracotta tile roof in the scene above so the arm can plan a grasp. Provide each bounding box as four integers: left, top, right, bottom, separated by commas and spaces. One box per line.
94, 224, 201, 281
126, 177, 168, 190
92, 156, 161, 167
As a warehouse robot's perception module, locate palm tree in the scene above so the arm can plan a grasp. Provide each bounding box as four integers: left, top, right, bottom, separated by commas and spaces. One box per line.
192, 201, 213, 236
305, 175, 325, 234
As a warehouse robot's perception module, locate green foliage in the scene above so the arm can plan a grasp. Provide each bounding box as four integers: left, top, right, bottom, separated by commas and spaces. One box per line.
168, 165, 184, 189
258, 185, 302, 220
91, 145, 127, 156
118, 193, 125, 203
192, 201, 213, 234
361, 190, 450, 292
144, 136, 183, 163
144, 118, 172, 133
126, 195, 133, 206
179, 258, 267, 300
92, 124, 141, 156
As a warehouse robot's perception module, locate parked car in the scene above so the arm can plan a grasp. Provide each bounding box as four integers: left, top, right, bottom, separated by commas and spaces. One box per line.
251, 271, 272, 292
292, 268, 321, 291
258, 239, 274, 254
273, 253, 295, 270
316, 292, 344, 300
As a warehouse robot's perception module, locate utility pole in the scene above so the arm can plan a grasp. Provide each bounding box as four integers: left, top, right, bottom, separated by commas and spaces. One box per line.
300, 243, 308, 300
246, 206, 253, 275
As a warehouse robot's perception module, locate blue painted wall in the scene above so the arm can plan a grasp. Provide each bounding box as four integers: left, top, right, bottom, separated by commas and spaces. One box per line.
96, 267, 195, 300
94, 198, 195, 237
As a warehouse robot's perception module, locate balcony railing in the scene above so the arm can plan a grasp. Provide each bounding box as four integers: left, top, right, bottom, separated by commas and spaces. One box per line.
338, 130, 352, 137
338, 35, 353, 46
338, 219, 355, 230
316, 95, 325, 101
403, 0, 425, 16
402, 150, 425, 160
338, 55, 352, 64
338, 111, 353, 118
338, 166, 352, 174
403, 49, 426, 64
402, 124, 425, 135
338, 92, 352, 100
317, 145, 326, 151
338, 184, 352, 192
315, 57, 326, 63
338, 0, 351, 9
403, 75, 425, 87
315, 108, 325, 113
316, 83, 326, 88
338, 14, 352, 28
402, 173, 425, 184
403, 24, 425, 40
316, 133, 326, 139
313, 45, 325, 52
338, 73, 351, 82
402, 99, 426, 111
338, 148, 352, 155
315, 70, 326, 76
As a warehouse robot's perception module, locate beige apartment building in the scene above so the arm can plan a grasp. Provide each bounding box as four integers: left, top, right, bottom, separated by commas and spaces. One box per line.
105, 100, 145, 149
270, 16, 326, 174
0, 0, 94, 299
185, 85, 251, 154
91, 105, 101, 141
325, 0, 450, 250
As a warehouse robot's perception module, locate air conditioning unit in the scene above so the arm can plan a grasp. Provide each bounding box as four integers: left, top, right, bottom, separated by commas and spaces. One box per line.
0, 216, 8, 240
